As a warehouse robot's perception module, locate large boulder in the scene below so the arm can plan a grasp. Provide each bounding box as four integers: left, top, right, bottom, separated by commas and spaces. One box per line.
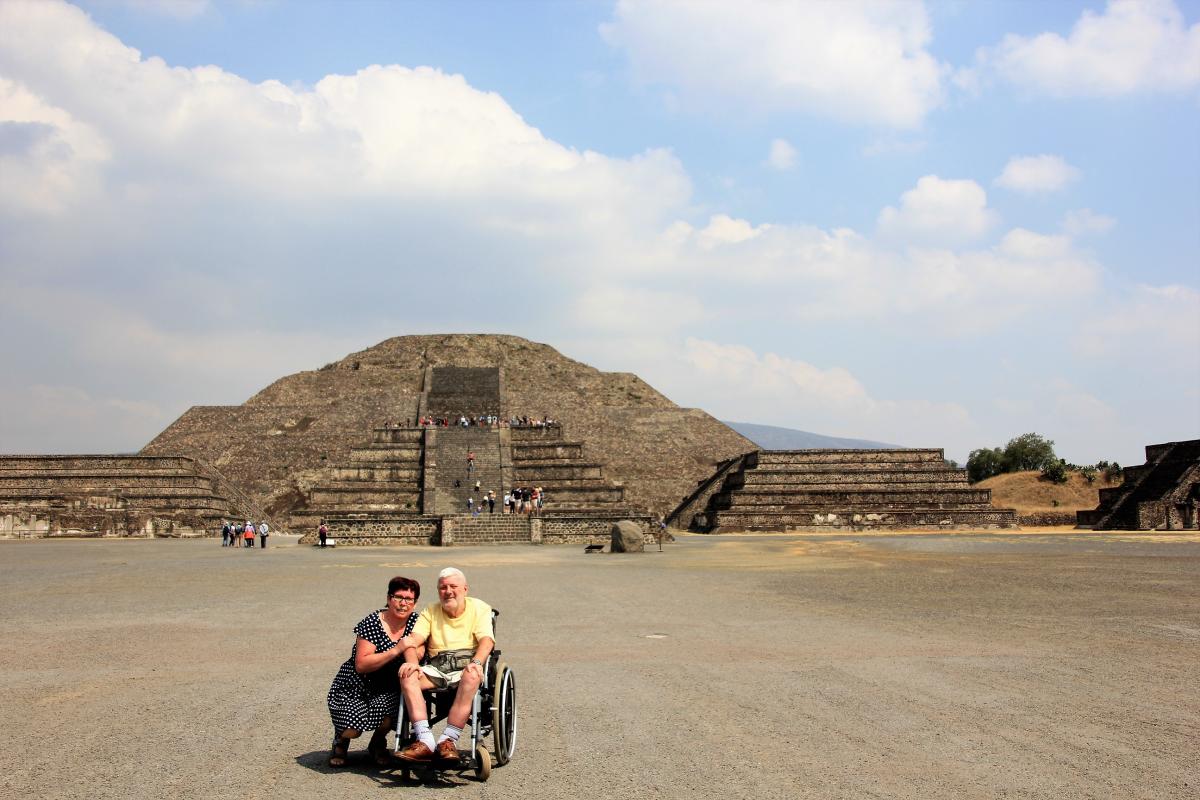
610, 520, 644, 553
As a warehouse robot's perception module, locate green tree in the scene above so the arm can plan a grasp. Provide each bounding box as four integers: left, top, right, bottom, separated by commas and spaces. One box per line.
967, 447, 1005, 483
1001, 433, 1058, 472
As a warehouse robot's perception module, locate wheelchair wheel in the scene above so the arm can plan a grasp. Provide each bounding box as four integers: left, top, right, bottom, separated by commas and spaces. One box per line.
491, 661, 517, 765
474, 744, 491, 781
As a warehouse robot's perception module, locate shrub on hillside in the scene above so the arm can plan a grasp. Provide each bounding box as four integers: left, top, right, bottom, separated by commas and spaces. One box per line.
1039, 458, 1069, 484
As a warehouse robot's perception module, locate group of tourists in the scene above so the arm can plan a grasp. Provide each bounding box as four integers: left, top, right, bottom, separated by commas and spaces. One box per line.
380, 414, 558, 429
505, 486, 543, 514
221, 520, 270, 548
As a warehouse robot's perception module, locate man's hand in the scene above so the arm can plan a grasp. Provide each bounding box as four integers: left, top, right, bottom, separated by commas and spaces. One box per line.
463, 660, 484, 681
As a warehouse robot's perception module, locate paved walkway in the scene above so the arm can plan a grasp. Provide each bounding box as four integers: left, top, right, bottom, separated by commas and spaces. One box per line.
1, 532, 1197, 799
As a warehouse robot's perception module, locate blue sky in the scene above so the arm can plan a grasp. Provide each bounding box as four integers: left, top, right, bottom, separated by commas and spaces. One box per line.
1, 0, 1197, 466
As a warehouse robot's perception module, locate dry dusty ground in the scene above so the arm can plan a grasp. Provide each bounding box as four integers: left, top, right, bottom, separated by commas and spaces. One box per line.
1, 532, 1197, 800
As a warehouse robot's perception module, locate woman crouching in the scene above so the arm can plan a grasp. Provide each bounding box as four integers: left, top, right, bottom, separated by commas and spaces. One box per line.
326, 576, 422, 767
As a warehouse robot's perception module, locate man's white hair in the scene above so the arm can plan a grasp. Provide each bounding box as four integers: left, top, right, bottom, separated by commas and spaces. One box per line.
438, 567, 466, 582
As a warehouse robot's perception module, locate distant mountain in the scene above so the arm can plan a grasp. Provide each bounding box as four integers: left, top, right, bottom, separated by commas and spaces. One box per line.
724, 421, 897, 451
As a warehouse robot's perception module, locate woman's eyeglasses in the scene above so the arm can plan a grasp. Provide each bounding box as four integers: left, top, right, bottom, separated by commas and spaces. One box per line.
390, 594, 415, 604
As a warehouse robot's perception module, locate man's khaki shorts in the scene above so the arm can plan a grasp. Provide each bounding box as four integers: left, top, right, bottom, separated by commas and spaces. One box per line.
420, 649, 476, 689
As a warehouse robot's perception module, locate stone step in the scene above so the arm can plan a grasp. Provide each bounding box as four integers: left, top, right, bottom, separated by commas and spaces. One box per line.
745, 463, 964, 477
348, 448, 422, 463
328, 467, 421, 481
370, 428, 424, 445
0, 475, 216, 490
710, 508, 1017, 529
0, 455, 196, 471
724, 489, 993, 505
512, 465, 605, 481
755, 449, 945, 465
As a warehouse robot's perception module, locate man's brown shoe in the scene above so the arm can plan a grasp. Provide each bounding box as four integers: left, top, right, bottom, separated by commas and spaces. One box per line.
394, 741, 434, 763
435, 739, 461, 764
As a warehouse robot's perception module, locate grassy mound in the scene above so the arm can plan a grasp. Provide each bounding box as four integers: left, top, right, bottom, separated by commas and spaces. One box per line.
976, 470, 1121, 515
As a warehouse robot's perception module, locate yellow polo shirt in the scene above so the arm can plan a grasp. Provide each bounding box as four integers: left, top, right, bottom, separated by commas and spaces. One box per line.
412, 596, 494, 656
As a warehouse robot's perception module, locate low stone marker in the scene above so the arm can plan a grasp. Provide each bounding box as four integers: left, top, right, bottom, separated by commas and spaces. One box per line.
610, 520, 644, 553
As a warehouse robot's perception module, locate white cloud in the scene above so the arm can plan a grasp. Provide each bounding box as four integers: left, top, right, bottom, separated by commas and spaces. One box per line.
1062, 208, 1116, 236
765, 138, 797, 170
995, 154, 1080, 193
877, 175, 999, 245
677, 337, 972, 446
601, 0, 946, 127
985, 0, 1200, 95
1074, 283, 1200, 361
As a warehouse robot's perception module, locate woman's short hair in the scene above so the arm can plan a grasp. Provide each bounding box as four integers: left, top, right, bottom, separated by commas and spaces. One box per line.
387, 575, 420, 600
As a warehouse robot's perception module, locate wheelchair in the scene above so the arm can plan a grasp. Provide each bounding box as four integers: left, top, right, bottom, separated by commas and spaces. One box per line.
391, 609, 516, 782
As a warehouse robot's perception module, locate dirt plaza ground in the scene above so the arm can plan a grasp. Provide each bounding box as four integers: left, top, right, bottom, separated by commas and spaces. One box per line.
1, 531, 1197, 800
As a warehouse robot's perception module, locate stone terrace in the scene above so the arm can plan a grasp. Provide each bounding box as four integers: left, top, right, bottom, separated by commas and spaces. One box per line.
509, 425, 630, 514
0, 455, 256, 537
671, 449, 1017, 531
290, 426, 424, 532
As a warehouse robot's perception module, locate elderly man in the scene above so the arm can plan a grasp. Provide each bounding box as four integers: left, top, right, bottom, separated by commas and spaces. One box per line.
395, 567, 495, 763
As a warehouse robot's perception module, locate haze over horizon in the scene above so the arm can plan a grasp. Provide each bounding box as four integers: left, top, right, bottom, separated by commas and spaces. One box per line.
1, 1, 1197, 467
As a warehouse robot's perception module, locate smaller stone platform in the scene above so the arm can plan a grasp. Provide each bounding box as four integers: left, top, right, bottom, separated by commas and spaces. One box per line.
670, 448, 1017, 531
1078, 439, 1199, 530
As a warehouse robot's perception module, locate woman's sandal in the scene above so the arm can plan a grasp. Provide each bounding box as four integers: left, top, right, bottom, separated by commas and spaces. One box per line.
329, 738, 350, 768
368, 731, 391, 767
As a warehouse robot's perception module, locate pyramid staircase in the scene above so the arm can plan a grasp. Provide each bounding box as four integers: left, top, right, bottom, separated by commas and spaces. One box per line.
670, 449, 1017, 531
1077, 439, 1200, 530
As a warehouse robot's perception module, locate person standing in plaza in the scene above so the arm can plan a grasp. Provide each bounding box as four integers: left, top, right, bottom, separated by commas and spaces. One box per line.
319, 521, 328, 548
244, 520, 255, 548
258, 520, 269, 549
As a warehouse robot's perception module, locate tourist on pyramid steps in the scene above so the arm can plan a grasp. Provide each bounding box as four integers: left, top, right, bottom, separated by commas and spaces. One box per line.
395, 568, 494, 766
502, 491, 511, 514
319, 521, 329, 548
487, 491, 495, 514
466, 451, 475, 474
453, 478, 460, 488
244, 521, 256, 548
473, 480, 481, 493
466, 497, 473, 514
327, 575, 423, 768
221, 521, 230, 547
258, 520, 269, 549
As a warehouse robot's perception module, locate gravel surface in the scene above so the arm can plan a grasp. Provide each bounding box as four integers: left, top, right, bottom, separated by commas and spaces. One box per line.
1, 532, 1197, 799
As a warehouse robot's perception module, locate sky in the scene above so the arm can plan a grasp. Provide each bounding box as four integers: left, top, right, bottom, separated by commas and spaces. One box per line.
0, 0, 1197, 466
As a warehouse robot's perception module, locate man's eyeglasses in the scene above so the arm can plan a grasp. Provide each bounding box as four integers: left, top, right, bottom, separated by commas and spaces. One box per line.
390, 595, 416, 604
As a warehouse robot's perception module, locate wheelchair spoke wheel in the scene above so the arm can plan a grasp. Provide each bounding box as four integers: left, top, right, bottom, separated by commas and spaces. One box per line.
474, 744, 491, 782
491, 662, 517, 765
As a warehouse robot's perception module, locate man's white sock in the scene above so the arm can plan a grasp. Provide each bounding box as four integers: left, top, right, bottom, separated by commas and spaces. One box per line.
413, 719, 436, 750
436, 724, 463, 744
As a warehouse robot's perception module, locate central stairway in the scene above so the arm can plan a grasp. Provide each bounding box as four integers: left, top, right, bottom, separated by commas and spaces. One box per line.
428, 427, 504, 516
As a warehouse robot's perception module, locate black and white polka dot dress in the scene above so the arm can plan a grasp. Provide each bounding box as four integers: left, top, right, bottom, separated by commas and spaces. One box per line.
326, 611, 416, 738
